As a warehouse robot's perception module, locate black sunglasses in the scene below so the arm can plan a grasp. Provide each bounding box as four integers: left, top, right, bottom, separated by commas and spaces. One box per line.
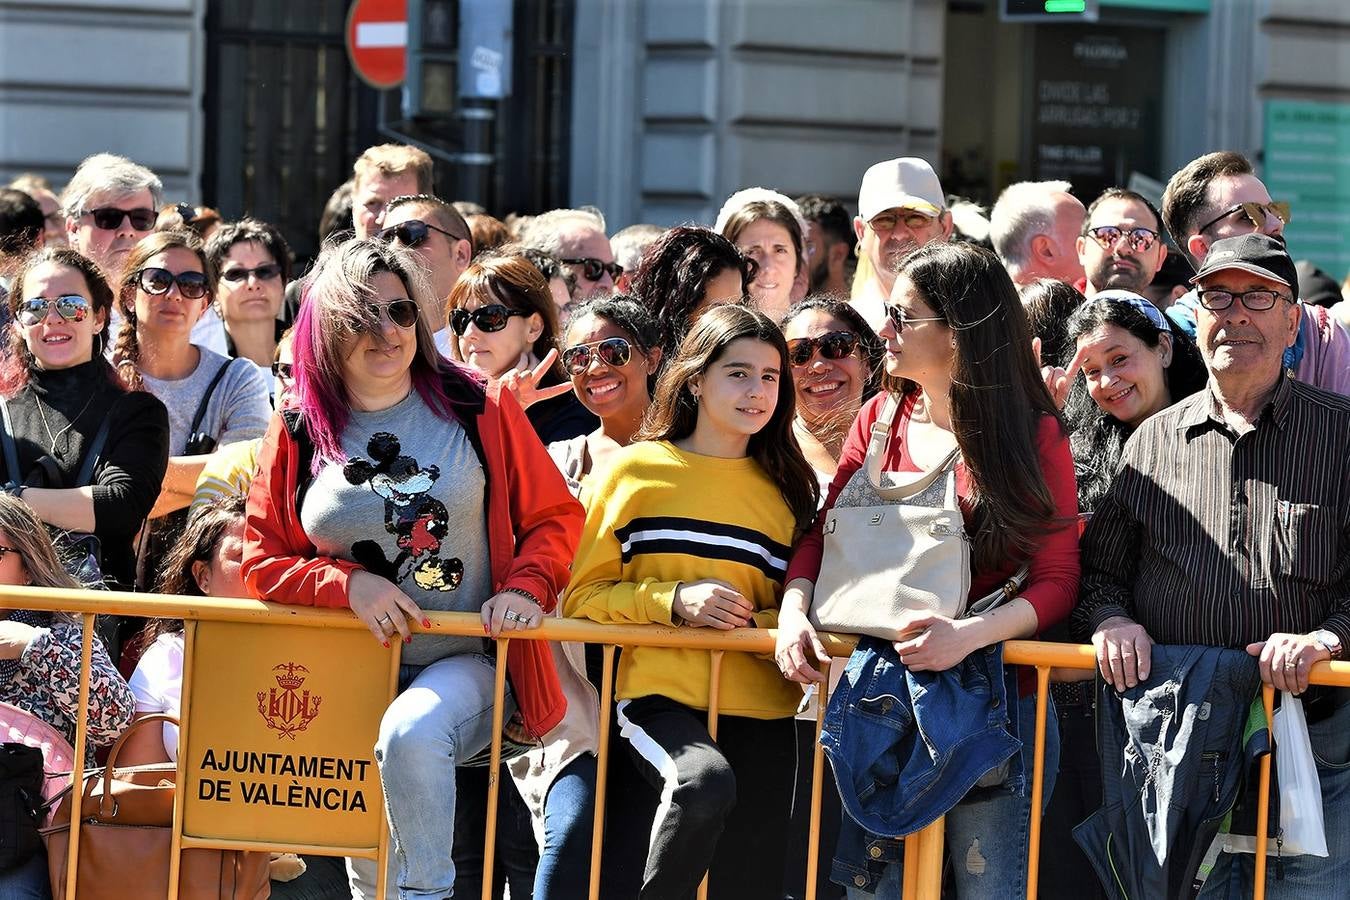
355, 299, 420, 331
1084, 225, 1159, 253
271, 362, 294, 381
561, 337, 633, 375
561, 257, 624, 282
18, 295, 92, 327
136, 267, 209, 300
786, 331, 860, 368
378, 219, 468, 248
86, 207, 157, 231
450, 304, 529, 336
220, 263, 283, 283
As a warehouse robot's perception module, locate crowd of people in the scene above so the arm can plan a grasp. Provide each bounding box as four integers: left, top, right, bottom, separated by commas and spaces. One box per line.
0, 139, 1346, 900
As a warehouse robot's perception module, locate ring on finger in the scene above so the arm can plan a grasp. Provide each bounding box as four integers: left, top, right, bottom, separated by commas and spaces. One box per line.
504, 610, 521, 623
377, 614, 394, 626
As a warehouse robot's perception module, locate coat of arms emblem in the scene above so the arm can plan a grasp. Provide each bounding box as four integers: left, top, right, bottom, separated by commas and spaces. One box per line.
257, 662, 322, 739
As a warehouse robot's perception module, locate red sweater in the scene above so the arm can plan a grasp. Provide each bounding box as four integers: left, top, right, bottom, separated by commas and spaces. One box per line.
786, 391, 1080, 693
241, 379, 584, 737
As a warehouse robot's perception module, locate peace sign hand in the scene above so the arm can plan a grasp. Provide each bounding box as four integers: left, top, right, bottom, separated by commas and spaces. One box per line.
498, 349, 575, 410
1032, 337, 1084, 411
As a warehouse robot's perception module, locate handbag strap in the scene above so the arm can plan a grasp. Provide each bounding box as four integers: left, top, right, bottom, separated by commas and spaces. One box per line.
188, 357, 237, 438
0, 395, 114, 488
0, 398, 21, 488
862, 394, 962, 500
97, 713, 179, 818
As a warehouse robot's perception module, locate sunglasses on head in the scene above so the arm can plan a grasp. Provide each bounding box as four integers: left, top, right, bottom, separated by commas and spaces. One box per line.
561, 337, 633, 375
449, 304, 529, 335
85, 207, 157, 231
377, 219, 468, 249
786, 330, 860, 368
17, 295, 91, 327
271, 361, 294, 381
1084, 224, 1159, 253
354, 299, 420, 331
220, 263, 283, 283
1197, 201, 1292, 235
561, 257, 624, 282
136, 267, 209, 300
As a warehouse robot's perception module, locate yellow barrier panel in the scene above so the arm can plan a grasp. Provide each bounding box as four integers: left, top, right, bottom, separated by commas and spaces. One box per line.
5, 584, 1349, 900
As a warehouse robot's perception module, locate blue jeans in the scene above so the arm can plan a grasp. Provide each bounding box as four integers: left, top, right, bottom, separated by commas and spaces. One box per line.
846, 691, 1060, 900
1198, 691, 1350, 899
351, 653, 515, 900
0, 848, 49, 900
535, 754, 597, 900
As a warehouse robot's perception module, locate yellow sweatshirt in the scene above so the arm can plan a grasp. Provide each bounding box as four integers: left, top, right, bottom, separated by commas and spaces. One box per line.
563, 440, 800, 719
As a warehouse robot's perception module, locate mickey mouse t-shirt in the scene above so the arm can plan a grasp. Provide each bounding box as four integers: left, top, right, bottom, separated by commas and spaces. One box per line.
300, 389, 491, 665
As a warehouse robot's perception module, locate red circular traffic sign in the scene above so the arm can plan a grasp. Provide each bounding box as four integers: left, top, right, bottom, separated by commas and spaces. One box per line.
346, 0, 408, 90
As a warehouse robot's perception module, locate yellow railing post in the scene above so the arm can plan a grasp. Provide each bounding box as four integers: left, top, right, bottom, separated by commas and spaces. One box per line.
587, 644, 616, 900
1024, 665, 1051, 900
1252, 685, 1276, 900
696, 649, 726, 900
167, 620, 199, 900
62, 612, 95, 900
480, 637, 511, 900
805, 661, 832, 900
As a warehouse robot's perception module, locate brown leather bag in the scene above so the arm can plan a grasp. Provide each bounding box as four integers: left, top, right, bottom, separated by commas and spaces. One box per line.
42, 714, 271, 899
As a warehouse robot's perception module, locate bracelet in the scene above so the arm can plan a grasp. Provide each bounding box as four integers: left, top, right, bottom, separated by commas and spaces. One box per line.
501, 587, 542, 607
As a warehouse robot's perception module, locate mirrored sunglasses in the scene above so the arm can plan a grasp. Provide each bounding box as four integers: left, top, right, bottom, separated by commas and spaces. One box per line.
1086, 225, 1159, 253
561, 337, 633, 375
136, 267, 209, 300
1198, 201, 1292, 235
786, 330, 860, 367
449, 304, 529, 335
17, 295, 91, 327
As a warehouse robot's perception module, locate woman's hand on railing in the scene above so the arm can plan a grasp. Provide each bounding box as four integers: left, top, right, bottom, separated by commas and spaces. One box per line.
774, 606, 829, 684
672, 579, 753, 630
1092, 615, 1153, 691
0, 620, 36, 660
891, 610, 977, 672
481, 591, 544, 637
348, 570, 429, 647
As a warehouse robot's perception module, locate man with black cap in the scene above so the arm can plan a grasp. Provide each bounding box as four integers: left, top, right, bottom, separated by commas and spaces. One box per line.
1077, 231, 1350, 897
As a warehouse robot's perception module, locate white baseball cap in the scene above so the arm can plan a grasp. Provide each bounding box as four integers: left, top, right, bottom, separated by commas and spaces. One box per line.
858, 157, 945, 222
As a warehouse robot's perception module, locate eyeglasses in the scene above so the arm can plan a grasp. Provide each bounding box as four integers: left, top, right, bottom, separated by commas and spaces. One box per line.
271, 362, 294, 381
377, 219, 468, 248
786, 331, 860, 367
1197, 201, 1292, 235
561, 337, 633, 375
869, 210, 935, 233
17, 295, 91, 326
884, 303, 945, 330
355, 299, 420, 331
1196, 289, 1292, 312
85, 207, 157, 231
1085, 225, 1159, 253
0, 545, 18, 560
135, 267, 209, 300
449, 304, 529, 335
220, 263, 283, 283
560, 257, 624, 282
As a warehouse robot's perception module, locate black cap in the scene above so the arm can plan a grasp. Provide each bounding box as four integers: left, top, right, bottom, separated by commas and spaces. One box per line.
1191, 233, 1299, 302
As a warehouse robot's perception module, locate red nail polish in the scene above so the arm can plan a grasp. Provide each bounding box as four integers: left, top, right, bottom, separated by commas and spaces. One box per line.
383, 641, 390, 648
422, 619, 432, 628
404, 636, 411, 644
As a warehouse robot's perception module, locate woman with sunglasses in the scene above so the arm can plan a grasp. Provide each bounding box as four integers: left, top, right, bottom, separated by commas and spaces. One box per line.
631, 226, 754, 360
776, 243, 1080, 900
114, 229, 271, 522
565, 304, 818, 900
447, 253, 597, 444
205, 218, 292, 379
243, 238, 582, 900
781, 297, 884, 494
715, 189, 808, 323
0, 491, 135, 897
0, 248, 168, 590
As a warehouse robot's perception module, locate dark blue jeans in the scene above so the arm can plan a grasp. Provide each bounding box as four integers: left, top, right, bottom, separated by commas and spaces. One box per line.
0, 847, 49, 900
535, 754, 598, 900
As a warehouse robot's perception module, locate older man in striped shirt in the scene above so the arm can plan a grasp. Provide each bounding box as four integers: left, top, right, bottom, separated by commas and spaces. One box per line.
1078, 232, 1350, 897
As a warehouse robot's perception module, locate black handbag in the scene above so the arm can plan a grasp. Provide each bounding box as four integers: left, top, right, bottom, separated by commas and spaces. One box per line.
0, 743, 45, 871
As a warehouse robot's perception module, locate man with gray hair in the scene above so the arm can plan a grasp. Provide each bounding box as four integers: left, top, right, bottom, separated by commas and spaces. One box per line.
989, 180, 1085, 287
518, 206, 620, 300
60, 152, 162, 281
610, 223, 663, 293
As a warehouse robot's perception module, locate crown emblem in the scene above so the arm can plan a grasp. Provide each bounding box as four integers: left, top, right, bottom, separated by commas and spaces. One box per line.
257, 662, 322, 739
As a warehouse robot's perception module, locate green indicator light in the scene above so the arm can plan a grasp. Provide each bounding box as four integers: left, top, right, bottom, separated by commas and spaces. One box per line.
1044, 0, 1087, 10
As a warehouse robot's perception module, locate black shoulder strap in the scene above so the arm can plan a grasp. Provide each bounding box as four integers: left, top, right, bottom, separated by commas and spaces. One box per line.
74, 402, 115, 488
189, 358, 238, 436
282, 408, 317, 510
0, 398, 20, 487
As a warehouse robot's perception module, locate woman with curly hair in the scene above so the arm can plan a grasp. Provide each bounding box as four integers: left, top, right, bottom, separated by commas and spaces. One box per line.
630, 225, 753, 359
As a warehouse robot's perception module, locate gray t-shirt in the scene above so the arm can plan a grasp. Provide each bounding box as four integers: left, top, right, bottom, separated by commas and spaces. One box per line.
140, 346, 271, 456
300, 390, 491, 665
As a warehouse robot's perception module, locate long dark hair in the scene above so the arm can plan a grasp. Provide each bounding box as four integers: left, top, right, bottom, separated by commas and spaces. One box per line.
115, 228, 215, 392
899, 242, 1062, 573
630, 226, 754, 358
638, 305, 818, 535
1061, 298, 1206, 512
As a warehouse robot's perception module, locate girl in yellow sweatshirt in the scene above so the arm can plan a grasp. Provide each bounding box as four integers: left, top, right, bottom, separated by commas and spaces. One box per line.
565, 304, 817, 900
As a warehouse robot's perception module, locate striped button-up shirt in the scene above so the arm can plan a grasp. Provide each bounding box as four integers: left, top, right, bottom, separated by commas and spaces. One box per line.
1076, 372, 1350, 650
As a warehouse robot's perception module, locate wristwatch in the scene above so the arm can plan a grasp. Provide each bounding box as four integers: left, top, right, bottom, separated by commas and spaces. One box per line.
1309, 629, 1343, 659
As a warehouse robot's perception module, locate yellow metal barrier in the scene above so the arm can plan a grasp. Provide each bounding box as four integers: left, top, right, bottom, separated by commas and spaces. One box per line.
5, 583, 1348, 900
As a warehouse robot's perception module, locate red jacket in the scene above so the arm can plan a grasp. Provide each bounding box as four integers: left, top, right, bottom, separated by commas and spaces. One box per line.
241, 375, 583, 737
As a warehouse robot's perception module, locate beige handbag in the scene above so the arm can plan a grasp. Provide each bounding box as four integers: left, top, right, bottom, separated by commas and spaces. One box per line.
809, 395, 1025, 639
